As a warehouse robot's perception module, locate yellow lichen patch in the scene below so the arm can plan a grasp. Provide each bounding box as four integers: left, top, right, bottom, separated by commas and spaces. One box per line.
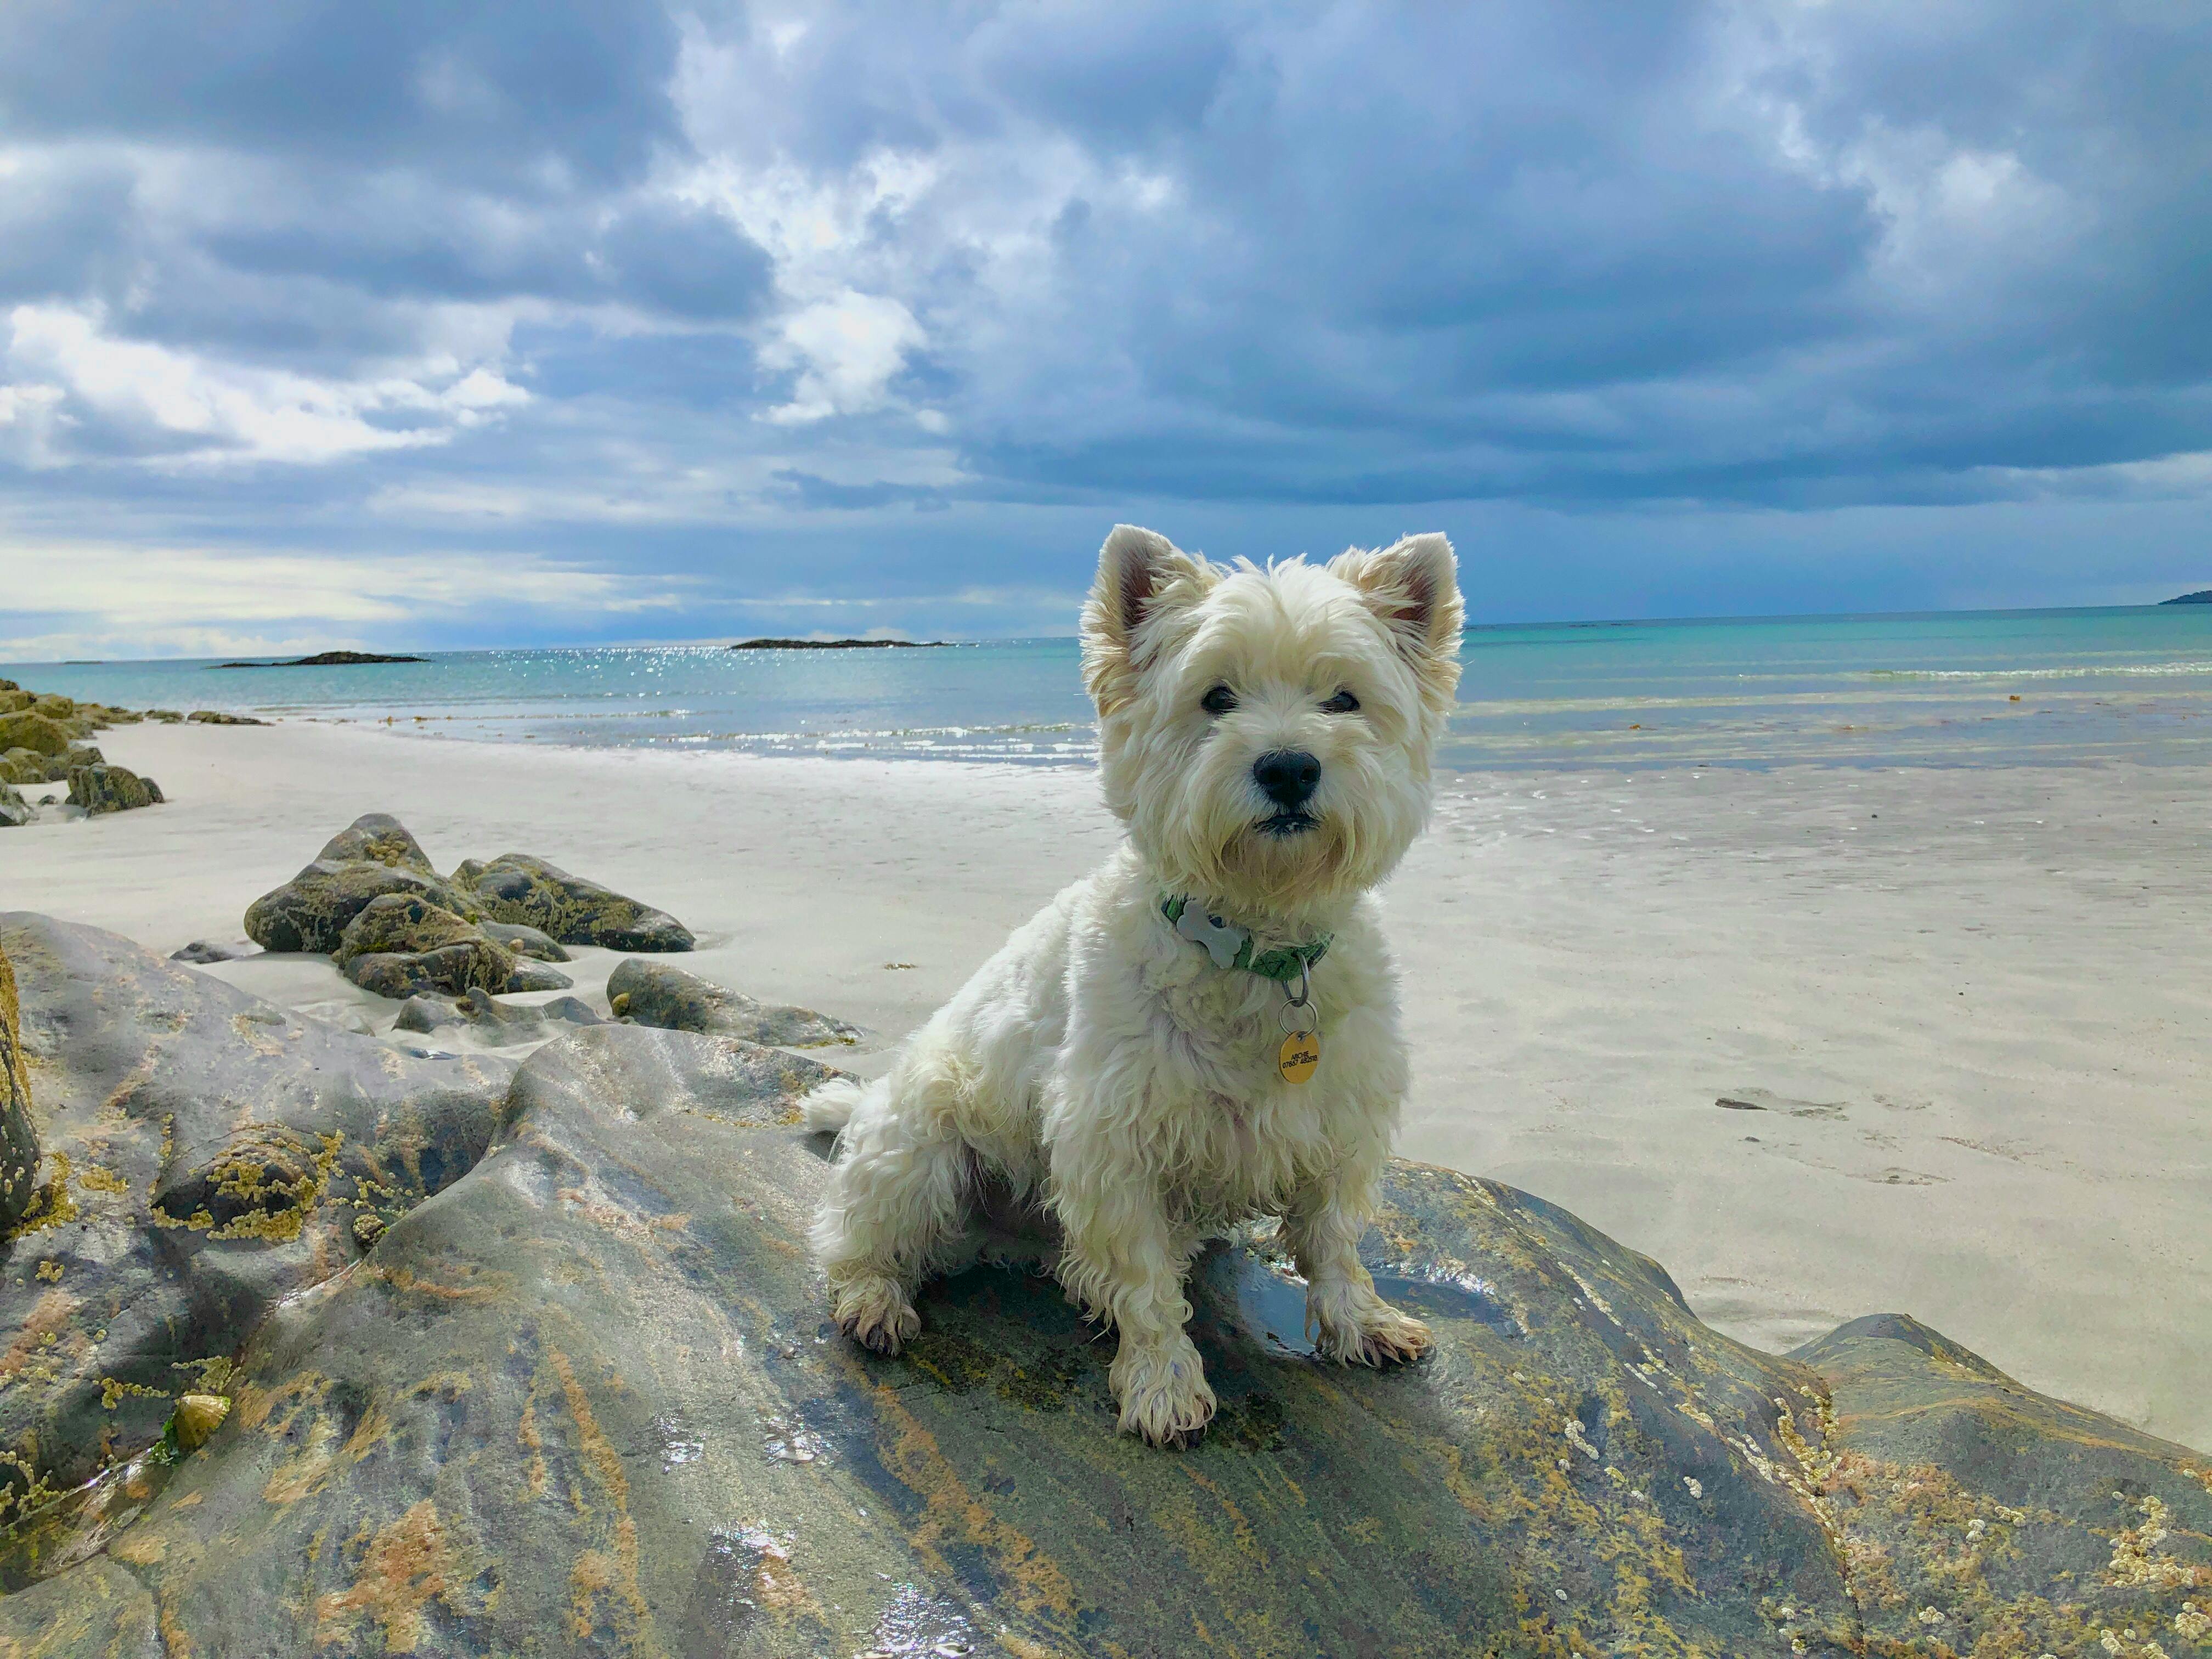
547, 1347, 650, 1643
100, 1375, 171, 1410
4, 1150, 78, 1240
312, 1499, 484, 1654
76, 1163, 130, 1195
205, 1130, 345, 1244
33, 1259, 61, 1282
2109, 1497, 2208, 1592
858, 1364, 1080, 1628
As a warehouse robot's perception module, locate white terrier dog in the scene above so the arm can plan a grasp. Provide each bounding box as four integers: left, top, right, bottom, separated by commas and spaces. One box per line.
805, 524, 1464, 1446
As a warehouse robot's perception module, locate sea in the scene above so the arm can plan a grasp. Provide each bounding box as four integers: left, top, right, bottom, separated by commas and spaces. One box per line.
10, 606, 2212, 772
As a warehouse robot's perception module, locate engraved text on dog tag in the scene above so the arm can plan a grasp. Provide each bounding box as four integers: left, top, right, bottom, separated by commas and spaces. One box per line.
1278, 1028, 1320, 1085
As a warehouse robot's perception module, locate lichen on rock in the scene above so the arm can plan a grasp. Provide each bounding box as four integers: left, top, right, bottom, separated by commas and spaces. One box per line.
607, 956, 863, 1047
452, 853, 695, 952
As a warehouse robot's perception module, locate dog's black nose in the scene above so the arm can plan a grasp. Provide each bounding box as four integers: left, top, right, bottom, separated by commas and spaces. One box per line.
1252, 749, 1321, 809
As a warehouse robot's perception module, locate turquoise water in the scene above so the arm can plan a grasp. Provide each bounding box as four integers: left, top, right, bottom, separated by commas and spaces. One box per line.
12, 606, 2212, 770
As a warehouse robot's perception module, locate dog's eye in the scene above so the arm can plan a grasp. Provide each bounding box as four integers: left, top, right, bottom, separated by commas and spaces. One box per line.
1200, 684, 1238, 715
1322, 689, 1361, 714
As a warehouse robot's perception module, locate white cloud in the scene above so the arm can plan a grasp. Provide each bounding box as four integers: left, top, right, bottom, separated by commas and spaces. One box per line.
759, 289, 926, 424
0, 304, 529, 467
0, 541, 688, 661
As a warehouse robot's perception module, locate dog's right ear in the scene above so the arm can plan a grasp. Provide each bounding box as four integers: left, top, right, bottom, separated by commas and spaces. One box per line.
1081, 525, 1210, 711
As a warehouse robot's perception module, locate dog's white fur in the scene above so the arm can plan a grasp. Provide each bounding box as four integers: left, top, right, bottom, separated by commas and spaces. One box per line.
806, 524, 1465, 1446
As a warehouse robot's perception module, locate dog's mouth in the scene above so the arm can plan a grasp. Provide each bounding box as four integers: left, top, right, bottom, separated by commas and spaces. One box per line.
1255, 810, 1321, 838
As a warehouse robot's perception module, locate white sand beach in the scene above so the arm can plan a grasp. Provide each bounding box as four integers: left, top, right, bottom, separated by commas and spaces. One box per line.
4, 718, 2206, 1449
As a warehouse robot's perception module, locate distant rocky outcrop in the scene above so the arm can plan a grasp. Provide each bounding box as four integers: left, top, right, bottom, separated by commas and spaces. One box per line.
2160, 589, 2212, 605
212, 651, 426, 668
450, 851, 695, 951
729, 636, 952, 650
0, 932, 2203, 1657
608, 956, 864, 1047
64, 763, 163, 816
184, 709, 269, 724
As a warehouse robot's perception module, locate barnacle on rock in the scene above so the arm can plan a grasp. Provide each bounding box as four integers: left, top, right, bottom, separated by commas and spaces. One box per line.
168, 1395, 231, 1453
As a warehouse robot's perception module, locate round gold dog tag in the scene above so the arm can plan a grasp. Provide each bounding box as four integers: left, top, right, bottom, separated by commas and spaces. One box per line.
1278, 1029, 1321, 1085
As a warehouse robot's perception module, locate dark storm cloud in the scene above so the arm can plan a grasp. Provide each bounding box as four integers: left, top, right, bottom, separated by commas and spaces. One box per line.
3, 1, 2210, 653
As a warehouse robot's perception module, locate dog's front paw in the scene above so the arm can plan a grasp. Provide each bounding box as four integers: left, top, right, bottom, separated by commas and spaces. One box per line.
1312, 1288, 1432, 1368
833, 1273, 922, 1356
1111, 1337, 1217, 1448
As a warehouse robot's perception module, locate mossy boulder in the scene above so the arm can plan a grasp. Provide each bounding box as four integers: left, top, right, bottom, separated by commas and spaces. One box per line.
245, 860, 482, 954
64, 763, 162, 815
0, 938, 37, 1229
313, 811, 436, 874
0, 785, 31, 830
43, 743, 103, 782
0, 711, 75, 758
0, 749, 44, 786
608, 956, 864, 1047
452, 852, 695, 951
185, 710, 268, 725
335, 895, 519, 1000
0, 915, 513, 1539
479, 919, 569, 962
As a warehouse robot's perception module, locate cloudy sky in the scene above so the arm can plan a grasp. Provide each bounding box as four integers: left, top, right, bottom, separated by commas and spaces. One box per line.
3, 1, 2209, 658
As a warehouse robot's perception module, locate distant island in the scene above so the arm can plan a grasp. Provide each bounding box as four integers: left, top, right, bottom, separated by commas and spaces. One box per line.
727, 637, 952, 651
213, 650, 429, 668
2160, 589, 2212, 605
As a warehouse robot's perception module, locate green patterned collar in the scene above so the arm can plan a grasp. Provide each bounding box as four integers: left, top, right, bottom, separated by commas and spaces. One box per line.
1161, 894, 1332, 983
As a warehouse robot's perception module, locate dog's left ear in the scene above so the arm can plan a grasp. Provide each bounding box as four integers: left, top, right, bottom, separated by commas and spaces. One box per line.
1331, 534, 1465, 703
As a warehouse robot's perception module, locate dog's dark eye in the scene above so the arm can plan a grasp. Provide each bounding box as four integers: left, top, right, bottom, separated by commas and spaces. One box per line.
1322, 689, 1360, 714
1200, 684, 1238, 715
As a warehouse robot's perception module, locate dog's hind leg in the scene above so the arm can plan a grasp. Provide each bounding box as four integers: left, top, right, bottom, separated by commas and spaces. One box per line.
810, 1051, 975, 1356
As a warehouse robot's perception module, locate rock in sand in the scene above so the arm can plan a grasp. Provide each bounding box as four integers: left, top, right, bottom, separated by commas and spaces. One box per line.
608, 955, 864, 1047
453, 851, 695, 951
64, 763, 163, 815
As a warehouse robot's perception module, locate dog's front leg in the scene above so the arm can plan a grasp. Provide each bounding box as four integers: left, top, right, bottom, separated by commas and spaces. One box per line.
1053, 1153, 1215, 1447
1286, 1169, 1432, 1368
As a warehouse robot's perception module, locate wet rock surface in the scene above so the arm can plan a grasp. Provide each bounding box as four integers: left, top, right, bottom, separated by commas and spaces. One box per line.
0, 915, 513, 1542
1, 938, 2203, 1656
608, 956, 865, 1048
392, 988, 602, 1041
453, 851, 696, 952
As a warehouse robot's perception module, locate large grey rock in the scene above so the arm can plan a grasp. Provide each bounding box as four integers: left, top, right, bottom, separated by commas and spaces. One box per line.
453, 852, 695, 951
4, 1001, 2203, 1656
0, 915, 512, 1536
64, 763, 162, 815
0, 785, 31, 830
609, 955, 864, 1047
